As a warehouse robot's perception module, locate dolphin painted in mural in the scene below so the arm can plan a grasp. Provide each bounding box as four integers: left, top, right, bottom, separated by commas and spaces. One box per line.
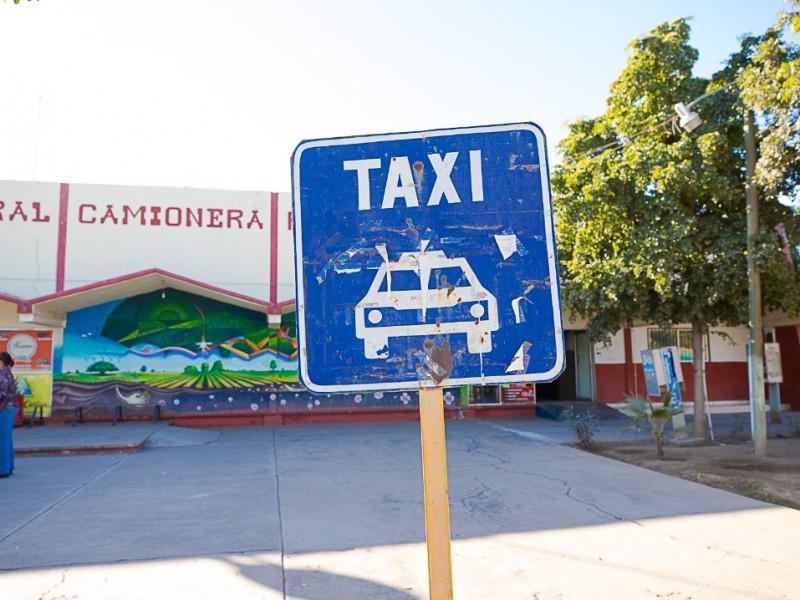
115, 387, 150, 407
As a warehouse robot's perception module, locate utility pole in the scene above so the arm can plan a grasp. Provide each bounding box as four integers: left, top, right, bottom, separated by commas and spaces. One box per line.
745, 109, 767, 456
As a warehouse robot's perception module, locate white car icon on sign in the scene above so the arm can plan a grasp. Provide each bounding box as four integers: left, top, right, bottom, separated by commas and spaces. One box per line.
355, 250, 499, 359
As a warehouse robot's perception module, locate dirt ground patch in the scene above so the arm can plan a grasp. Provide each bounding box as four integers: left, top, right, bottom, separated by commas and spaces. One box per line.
587, 435, 800, 510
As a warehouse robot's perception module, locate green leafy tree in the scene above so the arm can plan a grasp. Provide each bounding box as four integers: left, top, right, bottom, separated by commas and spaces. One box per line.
553, 18, 800, 442
736, 2, 800, 318
739, 0, 800, 202
86, 361, 118, 375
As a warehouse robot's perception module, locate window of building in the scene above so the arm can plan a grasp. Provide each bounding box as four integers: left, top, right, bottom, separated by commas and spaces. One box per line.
647, 328, 710, 362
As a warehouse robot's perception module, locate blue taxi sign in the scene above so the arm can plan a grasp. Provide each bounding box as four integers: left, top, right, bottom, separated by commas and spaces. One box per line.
292, 123, 564, 392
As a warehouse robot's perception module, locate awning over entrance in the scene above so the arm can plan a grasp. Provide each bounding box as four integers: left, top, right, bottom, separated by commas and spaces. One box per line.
18, 269, 293, 328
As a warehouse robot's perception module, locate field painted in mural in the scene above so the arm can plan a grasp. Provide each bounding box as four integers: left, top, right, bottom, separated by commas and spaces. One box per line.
52, 289, 457, 417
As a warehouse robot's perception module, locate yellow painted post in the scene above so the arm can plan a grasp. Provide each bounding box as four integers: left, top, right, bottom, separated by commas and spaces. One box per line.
419, 387, 454, 600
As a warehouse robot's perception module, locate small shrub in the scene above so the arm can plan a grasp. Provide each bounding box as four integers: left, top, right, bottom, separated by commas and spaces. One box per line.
564, 407, 600, 448
620, 392, 683, 459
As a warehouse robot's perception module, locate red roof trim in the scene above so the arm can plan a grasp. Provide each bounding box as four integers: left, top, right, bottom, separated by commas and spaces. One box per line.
0, 293, 26, 310
25, 268, 294, 313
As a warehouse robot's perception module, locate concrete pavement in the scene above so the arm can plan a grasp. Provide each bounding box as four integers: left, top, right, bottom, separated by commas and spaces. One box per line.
1, 416, 799, 599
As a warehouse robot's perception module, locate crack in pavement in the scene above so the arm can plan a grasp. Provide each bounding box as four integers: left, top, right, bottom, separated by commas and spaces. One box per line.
459, 433, 629, 524
465, 423, 795, 564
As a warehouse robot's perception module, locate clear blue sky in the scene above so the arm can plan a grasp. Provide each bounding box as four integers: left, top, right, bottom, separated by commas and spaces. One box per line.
0, 0, 790, 192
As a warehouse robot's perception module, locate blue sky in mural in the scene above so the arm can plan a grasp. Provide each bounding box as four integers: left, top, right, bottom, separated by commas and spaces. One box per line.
60, 301, 295, 374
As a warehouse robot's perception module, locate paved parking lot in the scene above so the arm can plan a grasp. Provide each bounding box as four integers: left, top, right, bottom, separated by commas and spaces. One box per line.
2, 419, 799, 599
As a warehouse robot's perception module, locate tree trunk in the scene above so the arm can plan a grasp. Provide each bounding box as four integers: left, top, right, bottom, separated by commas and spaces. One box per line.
656, 436, 665, 459
692, 321, 709, 441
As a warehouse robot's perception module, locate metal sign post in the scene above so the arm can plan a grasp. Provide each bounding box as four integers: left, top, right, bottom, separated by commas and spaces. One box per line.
419, 388, 453, 599
292, 123, 564, 599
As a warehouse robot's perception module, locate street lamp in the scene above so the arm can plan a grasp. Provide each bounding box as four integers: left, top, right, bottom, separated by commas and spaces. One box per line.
673, 103, 702, 133
674, 100, 768, 456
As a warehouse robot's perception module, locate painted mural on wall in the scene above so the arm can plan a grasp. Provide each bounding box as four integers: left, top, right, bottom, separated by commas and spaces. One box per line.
52, 289, 457, 418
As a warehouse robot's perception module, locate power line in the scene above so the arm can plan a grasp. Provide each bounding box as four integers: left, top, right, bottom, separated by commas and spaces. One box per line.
581, 81, 738, 158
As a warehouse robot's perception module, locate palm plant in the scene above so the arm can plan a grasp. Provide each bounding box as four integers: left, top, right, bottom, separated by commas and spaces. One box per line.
621, 392, 683, 459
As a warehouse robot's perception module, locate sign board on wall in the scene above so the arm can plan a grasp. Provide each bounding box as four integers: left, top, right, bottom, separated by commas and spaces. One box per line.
640, 346, 684, 405
502, 384, 537, 403
0, 330, 52, 372
292, 123, 564, 392
764, 342, 783, 384
640, 350, 661, 397
0, 330, 53, 413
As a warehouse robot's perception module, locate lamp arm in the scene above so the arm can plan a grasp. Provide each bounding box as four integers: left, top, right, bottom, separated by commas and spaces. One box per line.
686, 81, 738, 109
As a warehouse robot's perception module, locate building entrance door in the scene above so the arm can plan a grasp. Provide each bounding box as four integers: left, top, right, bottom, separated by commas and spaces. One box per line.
535, 331, 594, 401
574, 331, 594, 401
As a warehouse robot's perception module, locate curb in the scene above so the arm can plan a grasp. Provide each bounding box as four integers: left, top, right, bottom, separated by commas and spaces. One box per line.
16, 440, 147, 457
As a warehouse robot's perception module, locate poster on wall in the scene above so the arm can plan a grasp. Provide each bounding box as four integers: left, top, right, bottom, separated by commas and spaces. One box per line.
764, 342, 783, 384
0, 330, 54, 416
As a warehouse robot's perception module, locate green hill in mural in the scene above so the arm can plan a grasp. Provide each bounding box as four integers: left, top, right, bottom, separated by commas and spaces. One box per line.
149, 361, 294, 389
101, 289, 297, 358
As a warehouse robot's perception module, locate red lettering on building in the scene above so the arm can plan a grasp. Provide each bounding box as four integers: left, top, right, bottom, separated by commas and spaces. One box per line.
31, 202, 50, 222
165, 207, 182, 226
100, 205, 118, 225
0, 200, 51, 223
186, 208, 202, 227
227, 209, 243, 229
122, 205, 146, 225
10, 201, 28, 222
71, 203, 268, 230
246, 209, 264, 230
79, 204, 97, 224
208, 208, 223, 228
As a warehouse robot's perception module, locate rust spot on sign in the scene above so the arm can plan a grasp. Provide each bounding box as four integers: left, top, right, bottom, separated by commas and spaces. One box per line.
421, 339, 453, 384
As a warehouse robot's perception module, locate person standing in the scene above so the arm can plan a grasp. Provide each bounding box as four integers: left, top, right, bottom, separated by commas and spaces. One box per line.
0, 351, 17, 478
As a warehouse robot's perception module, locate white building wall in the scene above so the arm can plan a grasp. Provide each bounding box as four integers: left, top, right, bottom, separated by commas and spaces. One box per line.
0, 181, 60, 298
0, 180, 293, 305
630, 327, 649, 363
591, 325, 749, 366
594, 330, 625, 364
64, 184, 288, 301
630, 325, 747, 363
708, 327, 748, 362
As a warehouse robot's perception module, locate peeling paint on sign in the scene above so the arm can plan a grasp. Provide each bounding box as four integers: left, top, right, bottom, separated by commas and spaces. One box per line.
292, 123, 564, 392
